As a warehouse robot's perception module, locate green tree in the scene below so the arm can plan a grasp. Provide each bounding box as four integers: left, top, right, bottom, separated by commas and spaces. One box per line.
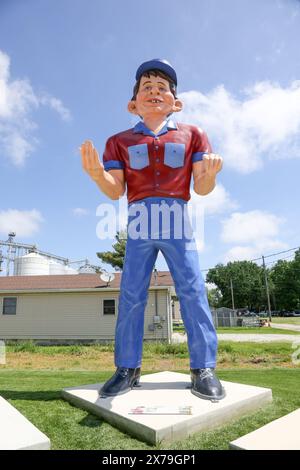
291, 249, 300, 309
206, 261, 266, 310
269, 260, 292, 310
207, 287, 223, 308
270, 249, 300, 310
97, 230, 127, 270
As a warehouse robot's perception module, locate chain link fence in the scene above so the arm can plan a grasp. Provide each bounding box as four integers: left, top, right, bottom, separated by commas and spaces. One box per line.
211, 307, 239, 327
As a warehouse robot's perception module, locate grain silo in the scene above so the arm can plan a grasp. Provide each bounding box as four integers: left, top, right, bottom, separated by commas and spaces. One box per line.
64, 265, 78, 275
49, 260, 67, 275
13, 252, 50, 276
49, 260, 78, 275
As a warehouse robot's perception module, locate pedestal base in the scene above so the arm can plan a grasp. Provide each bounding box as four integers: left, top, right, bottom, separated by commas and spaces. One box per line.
62, 371, 272, 445
230, 408, 300, 450
0, 396, 50, 450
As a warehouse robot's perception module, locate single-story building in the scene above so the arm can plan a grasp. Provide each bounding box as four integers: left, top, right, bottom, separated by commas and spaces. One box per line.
0, 272, 174, 344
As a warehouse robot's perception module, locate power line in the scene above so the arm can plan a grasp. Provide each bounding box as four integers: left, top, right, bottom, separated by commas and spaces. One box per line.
204, 245, 300, 312
201, 245, 300, 273
264, 254, 296, 266
263, 246, 300, 259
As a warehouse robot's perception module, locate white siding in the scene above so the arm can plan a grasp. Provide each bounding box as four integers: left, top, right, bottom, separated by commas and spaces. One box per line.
145, 291, 169, 340
0, 290, 170, 341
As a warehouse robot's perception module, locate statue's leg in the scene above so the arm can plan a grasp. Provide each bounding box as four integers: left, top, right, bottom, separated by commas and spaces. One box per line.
160, 237, 218, 369
114, 236, 158, 368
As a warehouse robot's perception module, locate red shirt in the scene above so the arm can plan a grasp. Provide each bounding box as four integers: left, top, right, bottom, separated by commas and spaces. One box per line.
102, 119, 212, 203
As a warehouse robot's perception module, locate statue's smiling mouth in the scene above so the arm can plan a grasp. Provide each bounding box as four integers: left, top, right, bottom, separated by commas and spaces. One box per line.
147, 99, 163, 103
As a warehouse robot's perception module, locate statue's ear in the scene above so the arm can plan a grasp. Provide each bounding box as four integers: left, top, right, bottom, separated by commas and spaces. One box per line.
173, 99, 183, 113
127, 100, 139, 115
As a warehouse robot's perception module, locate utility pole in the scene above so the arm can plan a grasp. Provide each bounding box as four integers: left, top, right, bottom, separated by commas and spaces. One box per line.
262, 255, 272, 324
230, 278, 235, 310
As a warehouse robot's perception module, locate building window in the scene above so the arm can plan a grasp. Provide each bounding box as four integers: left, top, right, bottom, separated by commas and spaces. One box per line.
103, 299, 116, 315
2, 297, 17, 315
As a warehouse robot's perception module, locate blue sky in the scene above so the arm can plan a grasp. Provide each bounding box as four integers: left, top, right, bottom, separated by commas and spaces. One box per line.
0, 0, 300, 275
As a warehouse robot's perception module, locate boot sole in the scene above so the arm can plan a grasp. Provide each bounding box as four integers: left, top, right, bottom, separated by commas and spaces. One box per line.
191, 387, 226, 402
99, 378, 141, 398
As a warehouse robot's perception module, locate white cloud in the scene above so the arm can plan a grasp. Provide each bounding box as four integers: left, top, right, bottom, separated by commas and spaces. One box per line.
178, 80, 300, 173
0, 50, 71, 166
73, 208, 90, 216
220, 210, 288, 263
221, 210, 284, 244
223, 246, 260, 263
0, 209, 44, 237
223, 239, 289, 264
189, 184, 238, 216
3, 133, 36, 167
186, 184, 238, 252
40, 94, 71, 122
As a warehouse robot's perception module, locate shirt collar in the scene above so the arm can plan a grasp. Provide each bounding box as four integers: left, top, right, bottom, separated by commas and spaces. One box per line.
133, 119, 178, 137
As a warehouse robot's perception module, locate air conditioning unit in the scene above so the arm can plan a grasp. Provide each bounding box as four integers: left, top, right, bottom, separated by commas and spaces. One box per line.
153, 315, 161, 323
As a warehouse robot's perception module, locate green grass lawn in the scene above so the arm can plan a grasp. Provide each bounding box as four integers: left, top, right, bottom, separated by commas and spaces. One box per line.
217, 327, 300, 334
2, 340, 298, 369
0, 368, 299, 450
271, 317, 300, 325
174, 326, 300, 334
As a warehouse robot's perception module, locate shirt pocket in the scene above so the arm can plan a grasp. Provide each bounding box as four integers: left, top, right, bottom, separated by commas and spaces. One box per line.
127, 144, 149, 170
164, 143, 185, 168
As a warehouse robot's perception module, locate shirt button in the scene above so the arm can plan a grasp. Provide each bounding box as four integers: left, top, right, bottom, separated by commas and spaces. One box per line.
156, 171, 160, 176
155, 146, 159, 150
156, 158, 160, 163
156, 183, 160, 187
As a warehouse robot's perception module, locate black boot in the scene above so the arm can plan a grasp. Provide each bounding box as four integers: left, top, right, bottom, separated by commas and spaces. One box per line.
190, 368, 225, 401
99, 367, 141, 398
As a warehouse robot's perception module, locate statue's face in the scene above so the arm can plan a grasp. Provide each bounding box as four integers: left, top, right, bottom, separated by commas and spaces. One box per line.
128, 74, 182, 119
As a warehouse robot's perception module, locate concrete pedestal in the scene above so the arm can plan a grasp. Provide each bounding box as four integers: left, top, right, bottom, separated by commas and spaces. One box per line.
230, 408, 300, 450
62, 371, 272, 445
0, 396, 50, 450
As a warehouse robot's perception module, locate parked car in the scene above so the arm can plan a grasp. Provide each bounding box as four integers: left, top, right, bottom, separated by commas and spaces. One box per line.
237, 309, 250, 316
243, 311, 259, 317
258, 311, 269, 317
270, 310, 280, 317
282, 311, 296, 317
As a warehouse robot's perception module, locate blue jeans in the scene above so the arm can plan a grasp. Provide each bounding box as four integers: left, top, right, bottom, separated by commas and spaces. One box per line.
114, 197, 218, 369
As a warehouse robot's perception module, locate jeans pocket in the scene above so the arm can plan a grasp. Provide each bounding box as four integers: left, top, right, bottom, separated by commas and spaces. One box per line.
128, 144, 149, 170
164, 143, 185, 168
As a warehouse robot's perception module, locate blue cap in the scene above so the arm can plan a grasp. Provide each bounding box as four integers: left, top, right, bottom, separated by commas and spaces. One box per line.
135, 59, 177, 86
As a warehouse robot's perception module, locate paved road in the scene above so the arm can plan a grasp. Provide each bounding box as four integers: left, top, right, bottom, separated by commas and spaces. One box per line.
172, 332, 300, 343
